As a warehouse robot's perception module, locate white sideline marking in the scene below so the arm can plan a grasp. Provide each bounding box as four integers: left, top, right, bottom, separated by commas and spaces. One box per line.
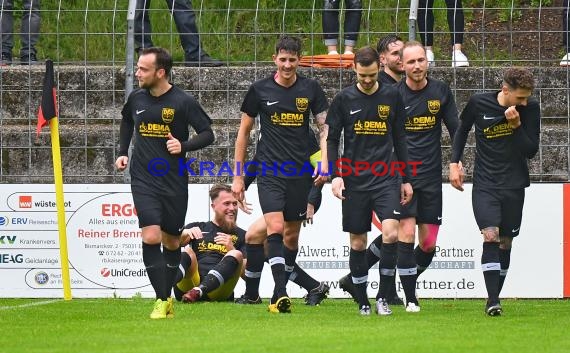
0, 299, 60, 310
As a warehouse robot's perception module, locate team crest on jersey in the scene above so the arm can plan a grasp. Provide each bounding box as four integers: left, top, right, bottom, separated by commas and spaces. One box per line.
378, 105, 390, 120
161, 108, 175, 123
296, 97, 309, 113
428, 100, 440, 114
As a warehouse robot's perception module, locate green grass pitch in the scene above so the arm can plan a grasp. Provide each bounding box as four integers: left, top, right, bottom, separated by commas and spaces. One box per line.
1, 298, 569, 353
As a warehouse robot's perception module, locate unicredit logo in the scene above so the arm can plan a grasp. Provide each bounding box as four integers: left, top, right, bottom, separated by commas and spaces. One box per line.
100, 268, 146, 277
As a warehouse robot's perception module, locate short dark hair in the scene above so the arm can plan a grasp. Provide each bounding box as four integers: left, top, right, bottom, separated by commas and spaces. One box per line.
209, 184, 232, 202
354, 46, 380, 67
503, 67, 535, 91
275, 35, 302, 56
376, 34, 403, 54
141, 47, 173, 77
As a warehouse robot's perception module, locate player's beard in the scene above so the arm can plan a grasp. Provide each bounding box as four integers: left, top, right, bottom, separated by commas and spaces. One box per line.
388, 62, 404, 75
358, 80, 378, 93
409, 69, 427, 83
138, 74, 159, 89
217, 212, 237, 233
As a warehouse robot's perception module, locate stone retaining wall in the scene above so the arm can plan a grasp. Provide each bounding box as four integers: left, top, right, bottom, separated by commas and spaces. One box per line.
0, 65, 568, 183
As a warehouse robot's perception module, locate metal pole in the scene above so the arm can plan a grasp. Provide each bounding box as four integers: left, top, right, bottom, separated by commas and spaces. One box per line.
409, 0, 419, 41
126, 0, 136, 100
123, 0, 137, 183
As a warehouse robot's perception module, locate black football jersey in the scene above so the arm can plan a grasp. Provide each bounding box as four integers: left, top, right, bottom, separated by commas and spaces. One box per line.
119, 86, 212, 194
241, 74, 328, 178
451, 91, 540, 188
396, 78, 459, 181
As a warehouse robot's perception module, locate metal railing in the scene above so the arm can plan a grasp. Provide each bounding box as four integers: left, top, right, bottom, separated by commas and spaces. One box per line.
0, 0, 568, 183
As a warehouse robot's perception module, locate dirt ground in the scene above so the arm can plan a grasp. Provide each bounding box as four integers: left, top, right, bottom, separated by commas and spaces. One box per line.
433, 0, 566, 66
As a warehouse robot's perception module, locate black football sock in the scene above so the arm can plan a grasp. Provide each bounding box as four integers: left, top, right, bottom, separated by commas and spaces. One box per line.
283, 246, 299, 282
367, 235, 383, 299
482, 242, 501, 304
366, 234, 383, 269
349, 248, 370, 307
142, 242, 165, 300
415, 245, 436, 277
163, 246, 181, 299
498, 248, 511, 295
290, 263, 319, 291
174, 252, 192, 284
267, 233, 287, 301
201, 256, 239, 294
244, 243, 264, 299
378, 242, 397, 300
384, 274, 399, 301
397, 241, 418, 305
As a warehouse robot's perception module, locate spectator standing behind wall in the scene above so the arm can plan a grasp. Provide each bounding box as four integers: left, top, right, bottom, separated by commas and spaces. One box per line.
0, 0, 40, 65
322, 0, 362, 55
417, 0, 469, 68
134, 0, 223, 67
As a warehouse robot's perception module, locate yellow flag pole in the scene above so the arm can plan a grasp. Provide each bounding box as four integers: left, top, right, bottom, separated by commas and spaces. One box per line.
49, 117, 72, 300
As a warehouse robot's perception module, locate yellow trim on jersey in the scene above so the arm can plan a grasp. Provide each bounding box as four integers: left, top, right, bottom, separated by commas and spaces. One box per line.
310, 150, 322, 168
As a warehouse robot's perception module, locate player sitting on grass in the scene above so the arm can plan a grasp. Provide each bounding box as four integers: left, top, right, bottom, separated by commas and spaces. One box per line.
173, 184, 246, 303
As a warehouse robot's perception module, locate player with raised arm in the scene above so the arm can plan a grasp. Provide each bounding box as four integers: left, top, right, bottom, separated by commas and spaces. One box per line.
449, 68, 540, 316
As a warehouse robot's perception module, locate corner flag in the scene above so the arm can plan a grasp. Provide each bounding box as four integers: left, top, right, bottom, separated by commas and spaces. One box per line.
36, 60, 58, 137
36, 60, 72, 300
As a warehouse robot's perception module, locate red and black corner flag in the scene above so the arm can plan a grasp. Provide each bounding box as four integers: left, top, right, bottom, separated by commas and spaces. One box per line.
36, 59, 58, 137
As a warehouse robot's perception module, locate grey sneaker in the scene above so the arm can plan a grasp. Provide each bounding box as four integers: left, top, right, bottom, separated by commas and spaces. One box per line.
359, 304, 371, 316
375, 298, 392, 316
485, 301, 502, 316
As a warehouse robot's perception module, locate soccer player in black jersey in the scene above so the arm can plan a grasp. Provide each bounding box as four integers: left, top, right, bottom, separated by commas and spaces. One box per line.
325, 46, 413, 316
236, 185, 329, 309
232, 36, 329, 313
173, 184, 246, 303
115, 47, 214, 319
394, 41, 460, 312
234, 135, 329, 308
377, 34, 404, 85
338, 34, 405, 306
449, 68, 540, 316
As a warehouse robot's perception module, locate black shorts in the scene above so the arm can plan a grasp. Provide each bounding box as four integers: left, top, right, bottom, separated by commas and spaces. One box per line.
400, 181, 442, 225
131, 185, 188, 235
342, 184, 402, 234
472, 187, 525, 237
257, 176, 312, 221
